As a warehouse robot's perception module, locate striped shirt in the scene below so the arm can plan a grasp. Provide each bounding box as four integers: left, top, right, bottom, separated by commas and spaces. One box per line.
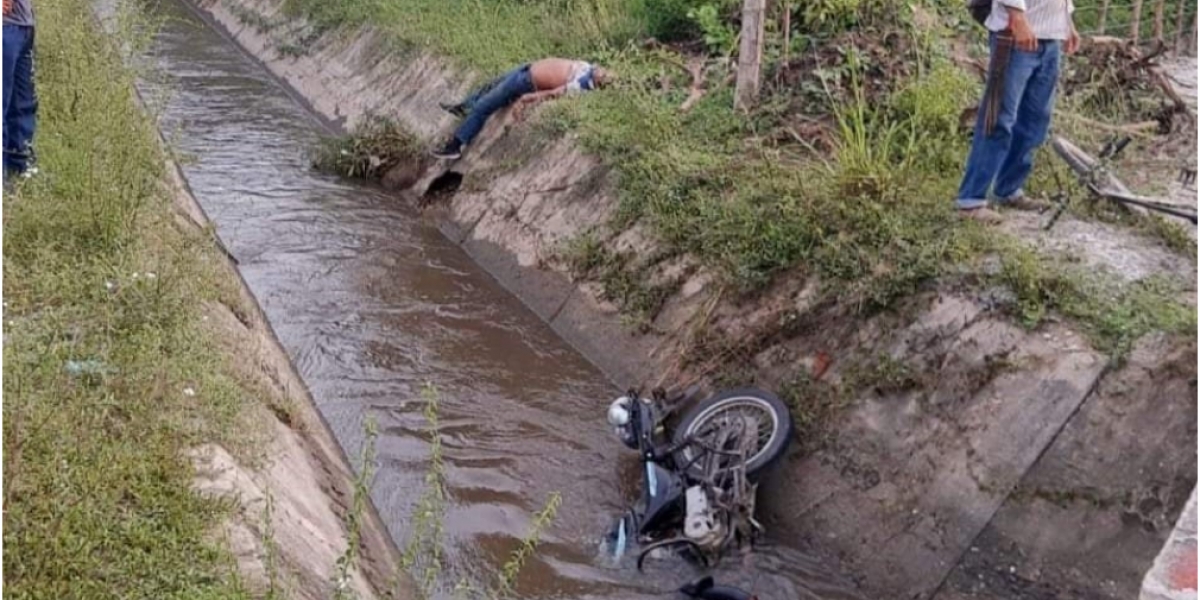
3, 0, 34, 26
986, 0, 1074, 40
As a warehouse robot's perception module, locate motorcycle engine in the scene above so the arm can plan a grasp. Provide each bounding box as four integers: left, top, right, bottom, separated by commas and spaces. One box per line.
683, 486, 724, 550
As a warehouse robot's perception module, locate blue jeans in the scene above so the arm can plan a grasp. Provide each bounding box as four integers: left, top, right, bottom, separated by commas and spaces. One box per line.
956, 34, 1061, 209
3, 24, 37, 176
453, 64, 535, 147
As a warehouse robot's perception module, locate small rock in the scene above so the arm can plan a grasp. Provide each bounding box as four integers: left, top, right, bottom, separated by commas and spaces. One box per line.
183, 387, 197, 397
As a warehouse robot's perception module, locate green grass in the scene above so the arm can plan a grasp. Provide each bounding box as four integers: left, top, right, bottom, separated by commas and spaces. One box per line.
560, 232, 678, 327
280, 0, 662, 74
992, 242, 1195, 359
550, 46, 986, 308
3, 0, 263, 597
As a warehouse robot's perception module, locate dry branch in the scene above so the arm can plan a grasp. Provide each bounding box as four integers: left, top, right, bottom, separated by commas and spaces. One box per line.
679, 58, 708, 113
651, 53, 710, 112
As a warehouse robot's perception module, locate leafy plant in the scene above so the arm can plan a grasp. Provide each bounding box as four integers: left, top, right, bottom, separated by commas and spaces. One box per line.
688, 2, 738, 54
797, 0, 890, 33
312, 115, 422, 180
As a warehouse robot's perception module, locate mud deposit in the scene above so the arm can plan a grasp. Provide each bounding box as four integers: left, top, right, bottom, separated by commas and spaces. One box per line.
136, 2, 865, 598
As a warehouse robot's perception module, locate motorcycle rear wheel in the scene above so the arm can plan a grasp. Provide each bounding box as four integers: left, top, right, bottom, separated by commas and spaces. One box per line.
673, 388, 794, 481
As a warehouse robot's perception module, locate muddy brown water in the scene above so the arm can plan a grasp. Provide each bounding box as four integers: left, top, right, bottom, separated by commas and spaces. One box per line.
137, 2, 867, 598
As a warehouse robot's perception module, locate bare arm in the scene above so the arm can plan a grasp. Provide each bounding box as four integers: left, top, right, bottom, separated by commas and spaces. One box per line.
511, 85, 567, 121
518, 85, 568, 105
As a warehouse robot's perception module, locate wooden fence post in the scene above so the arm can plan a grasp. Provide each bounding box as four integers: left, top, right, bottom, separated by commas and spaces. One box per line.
1131, 0, 1145, 41
1190, 10, 1198, 56
1154, 0, 1166, 40
1099, 0, 1111, 33
734, 0, 766, 112
1174, 0, 1188, 53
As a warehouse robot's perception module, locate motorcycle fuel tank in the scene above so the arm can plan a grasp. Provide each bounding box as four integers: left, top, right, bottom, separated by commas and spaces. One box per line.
639, 462, 684, 535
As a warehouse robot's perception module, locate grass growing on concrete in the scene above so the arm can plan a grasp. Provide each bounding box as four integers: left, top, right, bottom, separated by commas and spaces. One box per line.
313, 114, 424, 180
2, 0, 261, 597
994, 244, 1196, 359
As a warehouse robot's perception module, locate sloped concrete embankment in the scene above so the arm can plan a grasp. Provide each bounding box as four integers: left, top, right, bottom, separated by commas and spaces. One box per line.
191, 1, 1197, 597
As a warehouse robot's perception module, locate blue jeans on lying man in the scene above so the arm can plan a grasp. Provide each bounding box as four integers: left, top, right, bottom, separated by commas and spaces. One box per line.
957, 33, 1061, 210
434, 64, 535, 158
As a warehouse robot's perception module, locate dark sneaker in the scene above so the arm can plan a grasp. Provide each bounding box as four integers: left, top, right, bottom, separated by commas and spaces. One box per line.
431, 139, 463, 160
439, 102, 467, 118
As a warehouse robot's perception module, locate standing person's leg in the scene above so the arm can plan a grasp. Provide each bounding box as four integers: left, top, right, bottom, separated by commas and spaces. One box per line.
3, 23, 25, 176
8, 26, 36, 175
955, 33, 1039, 215
992, 41, 1061, 205
433, 65, 533, 159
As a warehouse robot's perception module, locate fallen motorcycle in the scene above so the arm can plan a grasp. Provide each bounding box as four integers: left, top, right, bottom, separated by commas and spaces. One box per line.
601, 387, 794, 570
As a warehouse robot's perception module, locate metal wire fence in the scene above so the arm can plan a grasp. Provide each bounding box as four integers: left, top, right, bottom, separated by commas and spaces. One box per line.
1073, 0, 1197, 52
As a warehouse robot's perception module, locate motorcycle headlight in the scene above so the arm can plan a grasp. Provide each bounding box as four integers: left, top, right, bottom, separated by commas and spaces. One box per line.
607, 396, 631, 427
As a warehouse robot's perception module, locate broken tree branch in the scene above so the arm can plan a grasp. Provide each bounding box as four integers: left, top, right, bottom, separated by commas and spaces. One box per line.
1057, 111, 1162, 135
1153, 0, 1166, 41
651, 53, 710, 112
679, 58, 708, 113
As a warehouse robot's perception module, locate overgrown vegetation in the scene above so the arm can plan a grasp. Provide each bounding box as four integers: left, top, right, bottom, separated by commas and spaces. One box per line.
550, 41, 984, 308
333, 418, 380, 600
993, 244, 1195, 358
313, 114, 424, 179
561, 232, 680, 327
3, 0, 260, 596
290, 0, 1194, 356
399, 385, 448, 598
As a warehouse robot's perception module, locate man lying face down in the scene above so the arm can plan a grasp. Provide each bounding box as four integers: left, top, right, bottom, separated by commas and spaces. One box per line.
432, 57, 610, 160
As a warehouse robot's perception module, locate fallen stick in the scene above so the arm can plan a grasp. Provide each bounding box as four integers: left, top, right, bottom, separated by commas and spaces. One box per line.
1057, 111, 1161, 135
679, 57, 708, 113
650, 52, 709, 112
1147, 65, 1195, 119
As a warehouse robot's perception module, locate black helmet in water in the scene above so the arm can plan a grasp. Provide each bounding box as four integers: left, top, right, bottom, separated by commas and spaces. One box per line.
679, 576, 756, 600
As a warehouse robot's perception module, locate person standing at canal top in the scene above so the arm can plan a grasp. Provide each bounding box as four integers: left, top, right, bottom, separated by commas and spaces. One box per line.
955, 0, 1079, 222
3, 0, 38, 178
432, 58, 610, 160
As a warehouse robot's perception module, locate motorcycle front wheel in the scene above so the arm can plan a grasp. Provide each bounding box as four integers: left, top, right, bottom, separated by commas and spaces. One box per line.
673, 388, 794, 481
